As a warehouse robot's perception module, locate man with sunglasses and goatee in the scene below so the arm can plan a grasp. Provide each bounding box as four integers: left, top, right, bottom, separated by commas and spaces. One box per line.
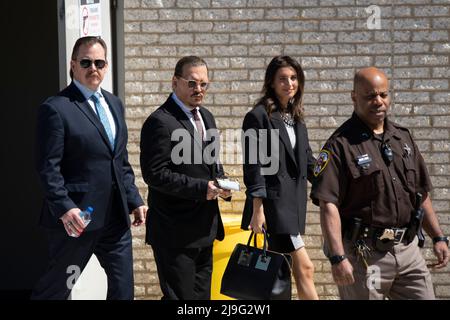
311, 67, 449, 300
33, 36, 147, 300
140, 56, 231, 299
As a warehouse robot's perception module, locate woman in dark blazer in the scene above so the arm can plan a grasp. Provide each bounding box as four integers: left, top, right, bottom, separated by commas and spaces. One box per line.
241, 56, 318, 299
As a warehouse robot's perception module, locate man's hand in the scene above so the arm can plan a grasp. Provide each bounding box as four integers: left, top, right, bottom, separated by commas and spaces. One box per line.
428, 241, 449, 269
422, 195, 449, 268
60, 208, 85, 236
132, 205, 148, 226
218, 189, 232, 199
331, 258, 355, 286
207, 181, 223, 200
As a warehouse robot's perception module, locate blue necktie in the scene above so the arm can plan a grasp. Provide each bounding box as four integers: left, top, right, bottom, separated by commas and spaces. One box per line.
91, 93, 115, 149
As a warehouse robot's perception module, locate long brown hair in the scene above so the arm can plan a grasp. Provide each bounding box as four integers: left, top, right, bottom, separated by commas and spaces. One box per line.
255, 55, 305, 122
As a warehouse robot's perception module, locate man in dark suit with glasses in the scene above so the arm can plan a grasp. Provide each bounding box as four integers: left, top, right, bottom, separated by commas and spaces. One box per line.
140, 56, 231, 300
311, 67, 448, 299
33, 36, 147, 300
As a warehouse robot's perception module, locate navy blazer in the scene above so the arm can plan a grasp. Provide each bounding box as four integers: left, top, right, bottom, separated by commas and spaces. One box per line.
36, 82, 143, 231
241, 105, 315, 235
140, 95, 225, 248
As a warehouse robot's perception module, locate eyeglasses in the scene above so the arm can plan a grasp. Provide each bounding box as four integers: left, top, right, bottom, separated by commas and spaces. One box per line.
381, 142, 393, 166
79, 59, 107, 69
177, 76, 209, 90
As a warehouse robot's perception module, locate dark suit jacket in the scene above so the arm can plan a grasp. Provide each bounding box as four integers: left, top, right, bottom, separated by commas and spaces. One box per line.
241, 105, 315, 235
140, 95, 225, 248
36, 82, 143, 231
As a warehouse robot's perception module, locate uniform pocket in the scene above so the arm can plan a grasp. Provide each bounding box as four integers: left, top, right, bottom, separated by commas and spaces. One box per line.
348, 162, 383, 197
402, 157, 416, 188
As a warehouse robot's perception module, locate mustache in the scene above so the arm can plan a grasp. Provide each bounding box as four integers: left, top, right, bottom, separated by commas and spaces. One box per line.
191, 92, 202, 97
86, 71, 100, 77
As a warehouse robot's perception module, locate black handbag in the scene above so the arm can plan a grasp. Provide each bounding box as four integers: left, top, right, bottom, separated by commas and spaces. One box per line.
220, 229, 292, 300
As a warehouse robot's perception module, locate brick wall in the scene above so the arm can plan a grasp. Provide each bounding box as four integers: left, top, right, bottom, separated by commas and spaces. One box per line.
123, 0, 450, 300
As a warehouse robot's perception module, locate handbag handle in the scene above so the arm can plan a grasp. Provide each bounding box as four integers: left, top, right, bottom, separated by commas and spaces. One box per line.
246, 229, 294, 273
246, 228, 268, 257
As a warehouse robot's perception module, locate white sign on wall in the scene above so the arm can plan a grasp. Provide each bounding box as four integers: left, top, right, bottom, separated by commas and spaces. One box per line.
64, 0, 113, 90
79, 0, 102, 37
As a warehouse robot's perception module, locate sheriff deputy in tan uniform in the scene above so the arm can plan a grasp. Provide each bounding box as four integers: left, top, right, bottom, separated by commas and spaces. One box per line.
310, 67, 449, 300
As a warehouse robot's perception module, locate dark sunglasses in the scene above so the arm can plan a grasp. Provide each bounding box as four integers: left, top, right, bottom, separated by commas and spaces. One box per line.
177, 76, 209, 90
79, 59, 107, 69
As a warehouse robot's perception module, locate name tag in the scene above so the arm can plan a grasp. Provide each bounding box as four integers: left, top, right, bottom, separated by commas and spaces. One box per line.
356, 154, 372, 168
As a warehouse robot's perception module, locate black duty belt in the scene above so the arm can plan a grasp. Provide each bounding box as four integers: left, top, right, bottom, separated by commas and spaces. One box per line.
344, 222, 411, 245
358, 226, 408, 244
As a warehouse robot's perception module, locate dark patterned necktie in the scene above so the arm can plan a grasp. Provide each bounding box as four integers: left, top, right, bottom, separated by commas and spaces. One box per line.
191, 108, 204, 141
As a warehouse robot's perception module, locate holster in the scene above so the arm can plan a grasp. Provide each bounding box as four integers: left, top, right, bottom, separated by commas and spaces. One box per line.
405, 193, 425, 248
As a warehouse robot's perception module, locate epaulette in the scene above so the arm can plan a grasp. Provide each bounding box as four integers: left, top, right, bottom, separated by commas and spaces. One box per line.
388, 120, 414, 142
328, 117, 354, 139
390, 121, 411, 132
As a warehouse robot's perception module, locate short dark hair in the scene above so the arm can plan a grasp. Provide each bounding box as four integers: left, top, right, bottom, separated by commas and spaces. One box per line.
69, 36, 107, 79
256, 55, 305, 122
174, 56, 208, 77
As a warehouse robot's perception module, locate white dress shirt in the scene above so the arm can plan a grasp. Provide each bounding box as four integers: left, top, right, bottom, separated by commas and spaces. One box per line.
73, 79, 117, 140
171, 92, 207, 140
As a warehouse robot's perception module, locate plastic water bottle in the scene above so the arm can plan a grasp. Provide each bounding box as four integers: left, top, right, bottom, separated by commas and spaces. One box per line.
80, 206, 93, 227
69, 206, 93, 237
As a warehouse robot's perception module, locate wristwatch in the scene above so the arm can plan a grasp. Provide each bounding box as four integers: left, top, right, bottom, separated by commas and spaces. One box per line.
329, 255, 347, 265
432, 236, 449, 246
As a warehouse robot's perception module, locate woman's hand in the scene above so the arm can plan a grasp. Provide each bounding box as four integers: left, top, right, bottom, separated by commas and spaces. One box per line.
249, 197, 266, 233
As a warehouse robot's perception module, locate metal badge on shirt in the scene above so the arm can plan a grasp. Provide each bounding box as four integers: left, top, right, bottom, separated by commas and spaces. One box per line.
403, 143, 412, 158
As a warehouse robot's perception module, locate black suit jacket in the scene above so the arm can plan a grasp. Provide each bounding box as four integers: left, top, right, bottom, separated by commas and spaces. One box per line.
36, 82, 143, 230
241, 105, 315, 235
140, 95, 225, 248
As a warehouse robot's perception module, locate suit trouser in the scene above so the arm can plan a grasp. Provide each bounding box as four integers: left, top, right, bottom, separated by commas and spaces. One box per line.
338, 236, 435, 300
152, 245, 213, 300
31, 195, 134, 300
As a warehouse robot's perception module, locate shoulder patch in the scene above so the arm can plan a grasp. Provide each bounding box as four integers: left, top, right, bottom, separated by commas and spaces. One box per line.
314, 150, 331, 177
